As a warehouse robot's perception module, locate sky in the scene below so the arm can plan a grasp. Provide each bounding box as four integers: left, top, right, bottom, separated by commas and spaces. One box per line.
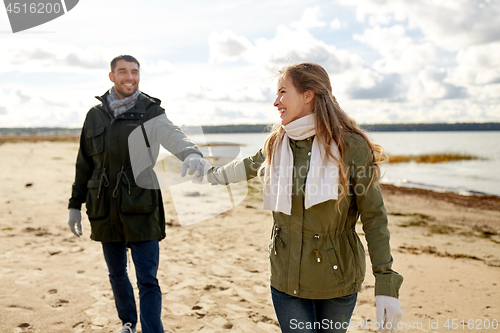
0, 0, 499, 128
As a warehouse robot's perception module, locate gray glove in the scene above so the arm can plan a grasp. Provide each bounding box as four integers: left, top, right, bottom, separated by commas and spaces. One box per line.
67, 208, 82, 237
181, 153, 204, 177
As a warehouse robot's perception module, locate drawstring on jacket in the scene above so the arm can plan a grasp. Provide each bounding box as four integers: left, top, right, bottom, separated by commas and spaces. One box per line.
273, 226, 285, 255
313, 234, 323, 263
113, 165, 131, 198
97, 168, 109, 199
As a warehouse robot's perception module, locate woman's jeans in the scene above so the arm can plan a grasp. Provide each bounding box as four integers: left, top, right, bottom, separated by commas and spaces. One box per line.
271, 286, 357, 333
102, 240, 164, 333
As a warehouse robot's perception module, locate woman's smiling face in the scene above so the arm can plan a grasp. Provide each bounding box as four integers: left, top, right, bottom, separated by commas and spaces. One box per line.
273, 76, 313, 125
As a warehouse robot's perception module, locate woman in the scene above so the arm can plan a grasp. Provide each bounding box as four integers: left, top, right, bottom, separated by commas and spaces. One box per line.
198, 63, 403, 333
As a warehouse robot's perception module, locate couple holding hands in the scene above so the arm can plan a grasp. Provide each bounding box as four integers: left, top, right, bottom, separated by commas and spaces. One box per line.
68, 55, 403, 333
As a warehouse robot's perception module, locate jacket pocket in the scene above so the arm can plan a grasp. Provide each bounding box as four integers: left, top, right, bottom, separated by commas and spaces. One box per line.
326, 247, 345, 282
120, 184, 154, 213
86, 179, 108, 219
86, 126, 105, 155
299, 234, 345, 293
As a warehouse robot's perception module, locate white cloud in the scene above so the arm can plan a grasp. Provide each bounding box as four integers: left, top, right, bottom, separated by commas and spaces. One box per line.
208, 105, 273, 125
0, 88, 7, 111
208, 30, 253, 63
408, 67, 467, 102
207, 25, 368, 78
466, 84, 500, 104
181, 84, 272, 103
0, 38, 112, 73
347, 98, 500, 124
345, 101, 410, 124
207, 25, 410, 102
343, 0, 500, 51
290, 6, 328, 29
0, 86, 90, 127
340, 0, 407, 26
354, 25, 438, 73
344, 69, 401, 100
206, 26, 399, 101
1, 1, 499, 127
141, 60, 175, 74
330, 19, 343, 30
138, 63, 280, 127
254, 26, 366, 75
451, 42, 500, 86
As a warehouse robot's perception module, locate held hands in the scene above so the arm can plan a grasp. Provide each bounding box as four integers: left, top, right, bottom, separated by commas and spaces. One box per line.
181, 154, 204, 178
67, 208, 82, 237
192, 158, 212, 184
376, 295, 403, 333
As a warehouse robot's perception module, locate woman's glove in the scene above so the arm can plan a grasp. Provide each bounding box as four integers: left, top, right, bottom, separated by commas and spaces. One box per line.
67, 208, 82, 237
181, 153, 204, 177
192, 158, 212, 184
376, 295, 403, 333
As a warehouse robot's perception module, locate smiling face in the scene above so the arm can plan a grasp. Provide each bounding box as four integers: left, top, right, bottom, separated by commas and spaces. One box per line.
274, 76, 314, 125
109, 59, 140, 99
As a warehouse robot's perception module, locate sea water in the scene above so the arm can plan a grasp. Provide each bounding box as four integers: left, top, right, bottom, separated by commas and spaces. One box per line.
184, 131, 500, 197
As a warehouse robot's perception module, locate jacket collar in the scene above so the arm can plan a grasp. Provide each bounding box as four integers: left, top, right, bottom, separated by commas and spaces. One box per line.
95, 90, 161, 115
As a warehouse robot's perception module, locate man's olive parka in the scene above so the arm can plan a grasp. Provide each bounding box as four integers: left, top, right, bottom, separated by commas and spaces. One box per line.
69, 91, 202, 242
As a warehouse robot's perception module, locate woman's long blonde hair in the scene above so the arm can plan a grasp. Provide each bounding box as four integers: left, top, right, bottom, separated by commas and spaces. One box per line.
259, 62, 387, 203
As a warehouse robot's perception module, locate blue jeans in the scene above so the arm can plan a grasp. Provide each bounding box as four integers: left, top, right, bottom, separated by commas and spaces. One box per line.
271, 286, 357, 333
102, 240, 164, 333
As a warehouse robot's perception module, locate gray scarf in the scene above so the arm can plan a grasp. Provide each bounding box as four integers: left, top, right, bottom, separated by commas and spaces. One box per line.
106, 87, 141, 117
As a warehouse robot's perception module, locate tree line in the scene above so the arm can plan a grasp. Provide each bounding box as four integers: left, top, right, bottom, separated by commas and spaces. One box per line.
185, 122, 500, 134
1, 122, 500, 136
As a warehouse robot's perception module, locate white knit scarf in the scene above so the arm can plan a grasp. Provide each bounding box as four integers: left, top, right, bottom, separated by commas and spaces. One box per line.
262, 114, 340, 215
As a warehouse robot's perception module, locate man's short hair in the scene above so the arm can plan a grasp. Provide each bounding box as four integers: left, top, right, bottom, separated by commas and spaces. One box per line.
110, 55, 140, 72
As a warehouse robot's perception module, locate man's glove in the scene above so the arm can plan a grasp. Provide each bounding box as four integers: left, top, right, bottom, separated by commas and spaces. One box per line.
67, 208, 82, 237
181, 153, 204, 177
192, 158, 212, 184
376, 295, 403, 333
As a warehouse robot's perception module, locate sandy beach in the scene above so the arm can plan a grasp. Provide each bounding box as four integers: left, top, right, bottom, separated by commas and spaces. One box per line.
0, 140, 499, 333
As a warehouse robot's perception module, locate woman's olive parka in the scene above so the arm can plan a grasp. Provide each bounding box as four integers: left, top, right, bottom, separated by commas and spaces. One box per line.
208, 132, 403, 299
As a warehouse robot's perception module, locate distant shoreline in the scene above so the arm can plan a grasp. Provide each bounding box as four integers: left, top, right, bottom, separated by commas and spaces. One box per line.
1, 122, 499, 136
183, 122, 500, 134
1, 138, 498, 200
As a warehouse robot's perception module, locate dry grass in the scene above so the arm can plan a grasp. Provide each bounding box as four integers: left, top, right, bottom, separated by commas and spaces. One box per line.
0, 134, 80, 144
388, 153, 481, 163
0, 136, 244, 147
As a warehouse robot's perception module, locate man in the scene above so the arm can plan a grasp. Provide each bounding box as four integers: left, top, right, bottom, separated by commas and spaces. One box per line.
67, 55, 203, 333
